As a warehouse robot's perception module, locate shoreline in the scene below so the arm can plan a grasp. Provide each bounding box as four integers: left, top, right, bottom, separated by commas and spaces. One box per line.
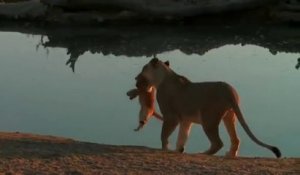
0, 0, 299, 25
0, 132, 298, 174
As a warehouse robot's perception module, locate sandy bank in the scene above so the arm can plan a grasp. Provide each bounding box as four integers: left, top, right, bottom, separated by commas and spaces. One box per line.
0, 132, 298, 175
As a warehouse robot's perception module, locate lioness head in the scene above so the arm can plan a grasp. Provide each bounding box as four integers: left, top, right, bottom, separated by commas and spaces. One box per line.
140, 58, 170, 87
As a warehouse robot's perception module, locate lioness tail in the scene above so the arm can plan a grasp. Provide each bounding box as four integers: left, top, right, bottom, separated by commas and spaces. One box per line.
232, 102, 281, 158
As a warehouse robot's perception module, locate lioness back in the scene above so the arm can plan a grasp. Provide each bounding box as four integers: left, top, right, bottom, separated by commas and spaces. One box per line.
172, 81, 238, 116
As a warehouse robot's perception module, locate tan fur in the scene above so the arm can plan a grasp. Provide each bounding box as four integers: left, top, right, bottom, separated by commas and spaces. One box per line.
138, 58, 281, 158
127, 74, 163, 131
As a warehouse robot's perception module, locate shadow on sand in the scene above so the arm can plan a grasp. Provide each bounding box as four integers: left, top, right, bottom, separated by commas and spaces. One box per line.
0, 132, 159, 159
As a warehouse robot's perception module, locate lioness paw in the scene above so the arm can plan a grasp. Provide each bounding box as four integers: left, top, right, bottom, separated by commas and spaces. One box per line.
225, 151, 238, 158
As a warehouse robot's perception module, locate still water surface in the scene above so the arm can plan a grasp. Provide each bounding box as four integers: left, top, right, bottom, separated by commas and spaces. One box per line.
0, 32, 299, 157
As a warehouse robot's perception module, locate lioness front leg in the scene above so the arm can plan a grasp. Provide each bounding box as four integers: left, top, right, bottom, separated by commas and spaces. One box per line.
161, 120, 178, 151
176, 121, 192, 153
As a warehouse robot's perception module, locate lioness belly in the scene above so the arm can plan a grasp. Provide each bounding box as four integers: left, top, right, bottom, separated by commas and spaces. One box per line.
182, 112, 202, 124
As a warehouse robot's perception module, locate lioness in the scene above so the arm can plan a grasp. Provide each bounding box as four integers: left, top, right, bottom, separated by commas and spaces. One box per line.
138, 58, 281, 158
127, 72, 163, 131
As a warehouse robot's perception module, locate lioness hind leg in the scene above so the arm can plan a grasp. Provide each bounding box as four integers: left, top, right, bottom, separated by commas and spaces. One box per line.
223, 109, 240, 158
202, 125, 223, 155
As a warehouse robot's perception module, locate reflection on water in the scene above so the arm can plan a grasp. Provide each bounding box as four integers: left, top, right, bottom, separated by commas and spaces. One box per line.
1, 24, 300, 72
0, 29, 299, 158
296, 58, 300, 70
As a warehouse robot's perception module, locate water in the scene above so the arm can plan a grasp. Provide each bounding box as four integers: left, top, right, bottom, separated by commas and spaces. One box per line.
0, 30, 299, 158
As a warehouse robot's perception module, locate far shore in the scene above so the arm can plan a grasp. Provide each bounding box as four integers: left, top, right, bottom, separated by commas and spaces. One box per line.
0, 132, 298, 174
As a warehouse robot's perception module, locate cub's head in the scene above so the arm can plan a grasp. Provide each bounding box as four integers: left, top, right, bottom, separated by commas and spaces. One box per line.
140, 58, 170, 87
135, 73, 151, 91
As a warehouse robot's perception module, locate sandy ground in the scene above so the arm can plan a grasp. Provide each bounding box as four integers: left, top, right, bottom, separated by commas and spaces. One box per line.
0, 132, 298, 175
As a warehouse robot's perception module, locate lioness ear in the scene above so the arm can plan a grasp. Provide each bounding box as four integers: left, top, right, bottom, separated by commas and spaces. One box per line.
150, 58, 159, 67
135, 73, 142, 80
164, 61, 170, 67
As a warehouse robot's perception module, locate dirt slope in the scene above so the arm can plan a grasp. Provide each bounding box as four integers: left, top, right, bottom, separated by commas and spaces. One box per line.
0, 132, 298, 175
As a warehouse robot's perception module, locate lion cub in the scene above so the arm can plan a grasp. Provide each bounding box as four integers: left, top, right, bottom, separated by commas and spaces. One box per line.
127, 73, 163, 131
